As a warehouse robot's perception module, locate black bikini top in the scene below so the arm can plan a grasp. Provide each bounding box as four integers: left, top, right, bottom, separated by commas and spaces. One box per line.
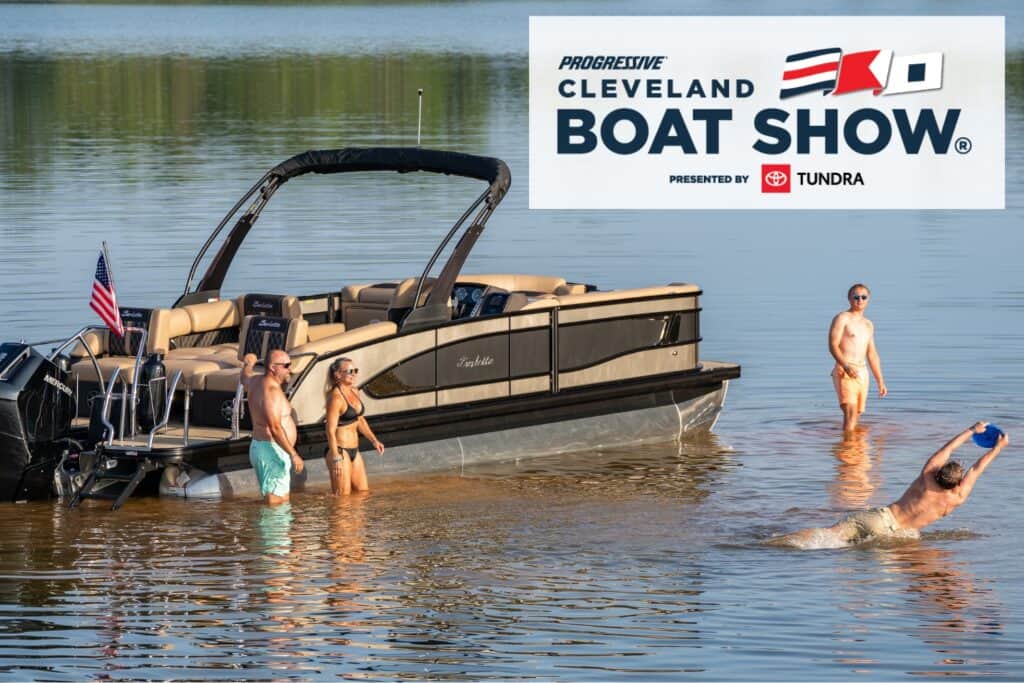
336, 388, 365, 426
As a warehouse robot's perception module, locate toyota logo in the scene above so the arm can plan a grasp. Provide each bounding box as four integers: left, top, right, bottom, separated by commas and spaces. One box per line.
764, 170, 788, 187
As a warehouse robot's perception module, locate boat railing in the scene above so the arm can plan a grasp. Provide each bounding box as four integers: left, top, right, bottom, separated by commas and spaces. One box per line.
147, 370, 183, 450
40, 325, 148, 419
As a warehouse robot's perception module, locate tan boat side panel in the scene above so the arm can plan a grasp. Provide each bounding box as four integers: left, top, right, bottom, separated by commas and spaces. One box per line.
558, 295, 698, 324
516, 298, 559, 313
559, 345, 698, 390
438, 381, 509, 406
511, 376, 550, 395
306, 323, 347, 342
437, 317, 508, 346
360, 391, 436, 417
290, 324, 425, 423
556, 284, 700, 305
510, 309, 553, 329
289, 321, 399, 359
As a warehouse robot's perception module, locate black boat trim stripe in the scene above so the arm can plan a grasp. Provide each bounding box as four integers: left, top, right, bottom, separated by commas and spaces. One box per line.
125, 363, 739, 468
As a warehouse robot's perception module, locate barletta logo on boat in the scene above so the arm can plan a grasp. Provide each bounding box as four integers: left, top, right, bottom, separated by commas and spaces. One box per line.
780, 48, 943, 98
457, 355, 495, 369
761, 164, 791, 193
528, 16, 1004, 209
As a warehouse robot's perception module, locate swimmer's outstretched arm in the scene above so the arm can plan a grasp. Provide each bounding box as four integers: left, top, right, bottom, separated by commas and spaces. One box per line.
959, 432, 1009, 498
922, 422, 987, 475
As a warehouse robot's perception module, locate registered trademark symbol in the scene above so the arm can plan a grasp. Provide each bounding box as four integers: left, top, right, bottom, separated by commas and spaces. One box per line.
955, 137, 972, 154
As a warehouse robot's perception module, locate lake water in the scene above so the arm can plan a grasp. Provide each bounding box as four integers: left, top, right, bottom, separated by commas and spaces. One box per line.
1, 2, 1023, 679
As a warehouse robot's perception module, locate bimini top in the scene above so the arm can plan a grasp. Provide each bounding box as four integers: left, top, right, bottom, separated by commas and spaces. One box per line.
268, 147, 511, 206
182, 147, 512, 300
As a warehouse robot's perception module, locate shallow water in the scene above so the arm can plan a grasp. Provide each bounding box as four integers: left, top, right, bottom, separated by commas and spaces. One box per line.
1, 1, 1023, 679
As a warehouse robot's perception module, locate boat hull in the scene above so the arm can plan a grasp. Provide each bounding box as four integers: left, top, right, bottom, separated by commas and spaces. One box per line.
164, 376, 731, 500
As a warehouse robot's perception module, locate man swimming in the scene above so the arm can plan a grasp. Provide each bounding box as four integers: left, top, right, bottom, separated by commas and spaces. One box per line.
772, 422, 1009, 547
828, 283, 887, 432
245, 349, 305, 506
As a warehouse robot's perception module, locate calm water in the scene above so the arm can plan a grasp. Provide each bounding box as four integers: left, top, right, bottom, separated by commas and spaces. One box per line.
1, 1, 1023, 679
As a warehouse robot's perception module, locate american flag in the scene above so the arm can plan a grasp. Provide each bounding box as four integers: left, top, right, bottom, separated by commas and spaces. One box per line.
89, 250, 124, 338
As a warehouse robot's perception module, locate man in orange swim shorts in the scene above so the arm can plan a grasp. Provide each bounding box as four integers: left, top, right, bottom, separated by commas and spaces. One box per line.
828, 283, 888, 432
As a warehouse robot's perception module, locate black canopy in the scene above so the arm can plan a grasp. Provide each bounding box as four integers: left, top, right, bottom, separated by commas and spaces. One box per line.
269, 147, 510, 205
182, 147, 511, 298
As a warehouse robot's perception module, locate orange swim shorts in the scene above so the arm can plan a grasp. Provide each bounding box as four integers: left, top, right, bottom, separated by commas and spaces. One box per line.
832, 363, 869, 414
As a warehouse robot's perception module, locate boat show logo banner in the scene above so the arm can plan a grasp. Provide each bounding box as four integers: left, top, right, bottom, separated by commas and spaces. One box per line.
528, 17, 1004, 209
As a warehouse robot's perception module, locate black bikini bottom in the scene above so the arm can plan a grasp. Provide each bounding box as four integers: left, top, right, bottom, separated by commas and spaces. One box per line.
327, 447, 359, 465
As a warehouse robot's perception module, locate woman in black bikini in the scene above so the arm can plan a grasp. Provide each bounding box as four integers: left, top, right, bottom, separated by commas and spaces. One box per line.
324, 357, 384, 495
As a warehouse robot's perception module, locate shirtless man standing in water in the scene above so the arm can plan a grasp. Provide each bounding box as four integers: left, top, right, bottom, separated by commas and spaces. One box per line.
829, 283, 888, 432
772, 423, 1009, 546
245, 349, 304, 505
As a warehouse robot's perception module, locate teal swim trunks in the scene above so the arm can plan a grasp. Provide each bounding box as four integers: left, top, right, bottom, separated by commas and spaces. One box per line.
250, 439, 291, 498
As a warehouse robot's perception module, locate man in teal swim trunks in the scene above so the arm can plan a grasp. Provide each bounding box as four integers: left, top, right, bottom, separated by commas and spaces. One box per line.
245, 349, 304, 505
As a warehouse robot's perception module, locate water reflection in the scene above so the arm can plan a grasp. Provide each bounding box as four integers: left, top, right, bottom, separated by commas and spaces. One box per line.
880, 543, 1004, 675
829, 425, 887, 509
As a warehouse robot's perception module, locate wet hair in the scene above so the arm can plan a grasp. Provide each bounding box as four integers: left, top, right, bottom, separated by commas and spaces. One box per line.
329, 357, 353, 388
935, 461, 965, 489
847, 283, 870, 299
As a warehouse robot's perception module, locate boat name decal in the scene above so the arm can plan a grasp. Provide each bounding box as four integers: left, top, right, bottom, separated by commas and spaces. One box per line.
457, 355, 495, 369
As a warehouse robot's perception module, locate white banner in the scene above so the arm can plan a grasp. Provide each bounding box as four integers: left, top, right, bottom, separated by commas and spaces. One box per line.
529, 16, 1005, 209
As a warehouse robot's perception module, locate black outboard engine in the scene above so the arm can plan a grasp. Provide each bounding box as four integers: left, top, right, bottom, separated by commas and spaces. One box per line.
0, 342, 76, 501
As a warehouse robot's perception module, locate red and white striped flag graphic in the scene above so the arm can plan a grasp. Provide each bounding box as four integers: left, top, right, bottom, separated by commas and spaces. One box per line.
89, 249, 124, 338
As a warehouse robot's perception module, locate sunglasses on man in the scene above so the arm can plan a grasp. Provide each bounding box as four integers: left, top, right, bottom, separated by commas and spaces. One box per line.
851, 294, 869, 301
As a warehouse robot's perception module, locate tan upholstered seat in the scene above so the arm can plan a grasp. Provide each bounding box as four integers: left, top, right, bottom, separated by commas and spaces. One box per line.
192, 313, 308, 392
341, 282, 398, 329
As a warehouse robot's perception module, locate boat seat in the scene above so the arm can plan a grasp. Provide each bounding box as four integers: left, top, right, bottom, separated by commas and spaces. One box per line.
162, 295, 304, 390
70, 306, 186, 384
342, 282, 399, 329
167, 300, 241, 356
457, 274, 567, 294
197, 315, 308, 392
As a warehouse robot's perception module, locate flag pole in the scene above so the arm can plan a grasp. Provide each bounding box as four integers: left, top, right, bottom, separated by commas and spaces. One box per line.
101, 241, 116, 294
101, 241, 122, 336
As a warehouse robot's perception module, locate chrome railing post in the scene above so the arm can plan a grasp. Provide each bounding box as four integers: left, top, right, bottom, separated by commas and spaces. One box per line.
231, 382, 244, 440
125, 326, 147, 439
183, 388, 191, 448
100, 367, 121, 446
147, 371, 182, 450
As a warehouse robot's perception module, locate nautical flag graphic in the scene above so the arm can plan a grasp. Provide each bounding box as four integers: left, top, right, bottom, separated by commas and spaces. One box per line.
780, 48, 943, 98
883, 52, 943, 95
90, 249, 124, 338
832, 49, 893, 95
780, 47, 842, 99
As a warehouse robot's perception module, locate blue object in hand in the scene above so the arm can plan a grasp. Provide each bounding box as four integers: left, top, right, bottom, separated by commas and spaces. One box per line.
972, 424, 1004, 449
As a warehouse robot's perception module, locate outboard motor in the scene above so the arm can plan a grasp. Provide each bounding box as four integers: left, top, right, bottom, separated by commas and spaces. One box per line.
0, 342, 76, 501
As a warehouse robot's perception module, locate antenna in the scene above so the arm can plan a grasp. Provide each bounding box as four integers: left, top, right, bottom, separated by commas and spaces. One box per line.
417, 88, 424, 147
